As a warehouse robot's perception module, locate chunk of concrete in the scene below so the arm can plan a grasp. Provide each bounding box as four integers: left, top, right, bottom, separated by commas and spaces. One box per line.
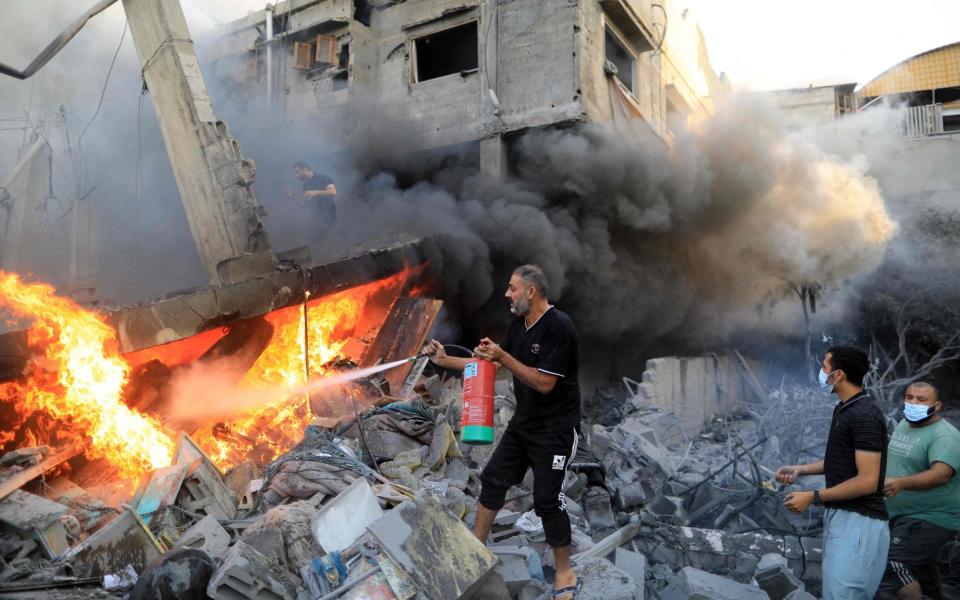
614, 548, 647, 595
583, 487, 617, 532
172, 514, 231, 557
0, 489, 69, 558
61, 506, 165, 578
677, 566, 769, 600
783, 591, 816, 600
492, 552, 533, 595
240, 526, 288, 569
576, 557, 641, 600
312, 477, 382, 553
756, 553, 789, 571
367, 495, 497, 599
206, 541, 297, 600
363, 430, 424, 462
755, 564, 804, 600
174, 434, 237, 521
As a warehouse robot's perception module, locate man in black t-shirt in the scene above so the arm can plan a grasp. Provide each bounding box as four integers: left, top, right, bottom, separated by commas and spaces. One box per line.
423, 265, 582, 599
776, 346, 890, 599
290, 161, 336, 240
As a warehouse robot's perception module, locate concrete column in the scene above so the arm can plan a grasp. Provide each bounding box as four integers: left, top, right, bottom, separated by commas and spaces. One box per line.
121, 0, 275, 286
0, 138, 51, 273
479, 135, 507, 182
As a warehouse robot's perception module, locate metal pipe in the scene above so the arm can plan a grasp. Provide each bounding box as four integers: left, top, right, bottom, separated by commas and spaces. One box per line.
0, 0, 121, 80
265, 3, 274, 107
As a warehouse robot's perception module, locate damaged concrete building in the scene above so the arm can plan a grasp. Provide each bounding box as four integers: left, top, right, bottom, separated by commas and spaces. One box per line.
1, 1, 920, 599
204, 0, 730, 178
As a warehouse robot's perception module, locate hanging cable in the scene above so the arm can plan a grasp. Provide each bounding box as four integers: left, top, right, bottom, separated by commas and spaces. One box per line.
77, 18, 128, 149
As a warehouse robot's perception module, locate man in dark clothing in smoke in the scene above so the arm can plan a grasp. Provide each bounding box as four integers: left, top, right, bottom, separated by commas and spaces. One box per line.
423, 265, 583, 600
290, 161, 336, 240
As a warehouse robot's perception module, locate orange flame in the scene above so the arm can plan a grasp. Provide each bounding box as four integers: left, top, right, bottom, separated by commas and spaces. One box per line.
194, 271, 411, 468
0, 271, 174, 479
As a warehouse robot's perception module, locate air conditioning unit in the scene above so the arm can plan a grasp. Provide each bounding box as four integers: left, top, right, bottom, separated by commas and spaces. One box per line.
315, 35, 338, 67
294, 42, 314, 70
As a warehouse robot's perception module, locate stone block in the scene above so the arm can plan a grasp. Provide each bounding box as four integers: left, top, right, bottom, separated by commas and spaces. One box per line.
207, 541, 297, 600
241, 526, 288, 569
755, 564, 804, 600
61, 506, 164, 578
367, 495, 497, 599
583, 487, 617, 533
173, 514, 231, 557
646, 495, 688, 522
677, 566, 769, 600
0, 489, 69, 558
577, 557, 641, 600
174, 435, 237, 521
364, 430, 424, 462
614, 548, 647, 593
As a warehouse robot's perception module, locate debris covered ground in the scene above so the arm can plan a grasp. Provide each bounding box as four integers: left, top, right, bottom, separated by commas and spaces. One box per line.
2, 367, 960, 600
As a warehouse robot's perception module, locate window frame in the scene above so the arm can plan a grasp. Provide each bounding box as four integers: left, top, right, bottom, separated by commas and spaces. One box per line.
409, 19, 480, 84
604, 22, 637, 95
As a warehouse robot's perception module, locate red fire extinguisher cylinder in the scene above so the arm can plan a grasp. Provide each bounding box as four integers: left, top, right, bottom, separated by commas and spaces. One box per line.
461, 359, 495, 444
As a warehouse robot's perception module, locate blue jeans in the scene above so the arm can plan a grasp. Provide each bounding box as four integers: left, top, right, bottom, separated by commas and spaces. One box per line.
822, 508, 889, 599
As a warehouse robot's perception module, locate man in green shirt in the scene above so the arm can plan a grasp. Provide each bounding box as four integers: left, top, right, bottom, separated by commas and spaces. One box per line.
879, 381, 960, 600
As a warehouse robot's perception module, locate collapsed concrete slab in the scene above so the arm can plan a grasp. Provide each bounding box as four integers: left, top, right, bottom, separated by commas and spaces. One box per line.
614, 547, 647, 595
677, 566, 769, 600
60, 506, 165, 578
367, 495, 497, 600
577, 557, 642, 600
0, 489, 69, 559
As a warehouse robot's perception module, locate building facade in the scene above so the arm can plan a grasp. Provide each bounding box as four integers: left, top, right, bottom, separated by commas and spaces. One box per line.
203, 0, 729, 177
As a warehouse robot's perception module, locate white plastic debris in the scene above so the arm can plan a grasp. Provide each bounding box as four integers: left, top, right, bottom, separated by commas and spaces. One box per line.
516, 510, 544, 533
102, 564, 138, 591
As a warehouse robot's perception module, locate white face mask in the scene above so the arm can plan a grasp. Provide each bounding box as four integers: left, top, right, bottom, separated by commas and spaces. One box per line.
903, 402, 935, 423
819, 368, 837, 391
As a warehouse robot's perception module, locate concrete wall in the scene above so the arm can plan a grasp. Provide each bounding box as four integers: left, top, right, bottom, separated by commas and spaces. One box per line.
205, 0, 727, 156
759, 86, 839, 125
629, 355, 747, 436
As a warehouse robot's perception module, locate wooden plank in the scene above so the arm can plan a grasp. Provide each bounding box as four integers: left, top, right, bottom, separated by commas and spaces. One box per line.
361, 297, 443, 396
0, 443, 83, 502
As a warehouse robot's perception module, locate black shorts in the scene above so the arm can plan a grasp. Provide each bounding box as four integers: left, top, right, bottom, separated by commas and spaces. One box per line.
879, 516, 957, 599
479, 424, 578, 547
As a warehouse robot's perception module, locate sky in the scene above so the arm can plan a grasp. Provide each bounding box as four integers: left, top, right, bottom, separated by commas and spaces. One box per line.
679, 0, 960, 91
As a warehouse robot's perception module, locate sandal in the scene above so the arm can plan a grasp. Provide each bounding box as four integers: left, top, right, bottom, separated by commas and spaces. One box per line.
551, 576, 583, 600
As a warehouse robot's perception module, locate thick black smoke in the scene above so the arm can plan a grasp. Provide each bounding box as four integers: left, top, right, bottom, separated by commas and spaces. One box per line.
1, 4, 897, 382
247, 97, 894, 378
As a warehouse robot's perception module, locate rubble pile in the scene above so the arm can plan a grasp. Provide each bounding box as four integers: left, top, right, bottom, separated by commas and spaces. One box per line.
2, 368, 952, 599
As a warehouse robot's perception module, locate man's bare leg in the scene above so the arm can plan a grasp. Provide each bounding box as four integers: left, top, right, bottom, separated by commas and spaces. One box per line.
473, 503, 497, 542
553, 545, 577, 598
896, 581, 923, 600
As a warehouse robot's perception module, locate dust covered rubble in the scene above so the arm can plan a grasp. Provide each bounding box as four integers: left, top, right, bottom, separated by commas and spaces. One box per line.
0, 371, 921, 600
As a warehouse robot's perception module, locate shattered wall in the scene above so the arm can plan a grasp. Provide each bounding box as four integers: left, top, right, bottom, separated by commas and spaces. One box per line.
630, 355, 747, 436
205, 0, 727, 156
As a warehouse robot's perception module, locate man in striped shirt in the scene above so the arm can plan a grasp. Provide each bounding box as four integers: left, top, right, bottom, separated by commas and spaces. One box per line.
776, 345, 890, 599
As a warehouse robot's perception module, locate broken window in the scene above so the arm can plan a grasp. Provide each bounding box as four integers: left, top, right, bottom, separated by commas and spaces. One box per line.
605, 27, 635, 94
413, 21, 479, 83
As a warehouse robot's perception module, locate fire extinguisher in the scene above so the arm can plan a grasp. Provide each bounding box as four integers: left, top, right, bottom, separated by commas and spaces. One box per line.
461, 359, 495, 444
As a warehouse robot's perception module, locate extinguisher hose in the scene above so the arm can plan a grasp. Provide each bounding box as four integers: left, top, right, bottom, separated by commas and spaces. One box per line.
442, 344, 475, 357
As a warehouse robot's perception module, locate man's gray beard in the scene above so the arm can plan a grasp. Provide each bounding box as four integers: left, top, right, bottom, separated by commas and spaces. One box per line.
510, 297, 531, 316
